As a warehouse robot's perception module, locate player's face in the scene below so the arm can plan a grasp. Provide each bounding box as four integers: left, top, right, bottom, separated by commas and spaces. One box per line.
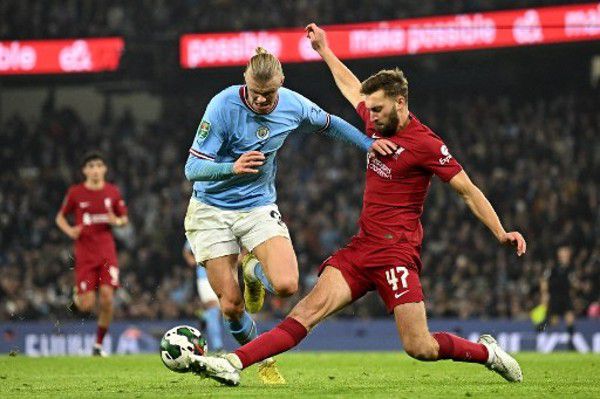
364, 90, 404, 137
82, 159, 107, 183
244, 74, 283, 114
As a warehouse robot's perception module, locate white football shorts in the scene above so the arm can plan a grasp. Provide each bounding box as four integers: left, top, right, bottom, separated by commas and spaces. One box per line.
184, 197, 290, 263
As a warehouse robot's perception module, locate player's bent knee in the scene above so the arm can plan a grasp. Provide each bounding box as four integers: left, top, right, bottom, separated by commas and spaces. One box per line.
403, 340, 438, 361
273, 277, 298, 297
78, 299, 95, 312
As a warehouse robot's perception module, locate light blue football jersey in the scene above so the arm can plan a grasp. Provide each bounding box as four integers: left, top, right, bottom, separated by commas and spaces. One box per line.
188, 85, 331, 210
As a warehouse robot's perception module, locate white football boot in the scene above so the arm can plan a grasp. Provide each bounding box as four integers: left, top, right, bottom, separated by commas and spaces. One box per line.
190, 354, 241, 386
92, 343, 108, 357
478, 334, 523, 382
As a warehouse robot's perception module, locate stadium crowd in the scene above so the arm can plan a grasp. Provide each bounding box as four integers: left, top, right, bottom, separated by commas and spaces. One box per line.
0, 0, 579, 40
1, 88, 598, 322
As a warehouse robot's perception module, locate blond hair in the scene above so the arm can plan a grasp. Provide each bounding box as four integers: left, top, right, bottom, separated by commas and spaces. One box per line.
244, 47, 284, 82
360, 68, 408, 100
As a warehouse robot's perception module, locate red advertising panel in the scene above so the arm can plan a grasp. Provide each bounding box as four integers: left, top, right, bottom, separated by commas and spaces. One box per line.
181, 3, 600, 68
0, 37, 124, 75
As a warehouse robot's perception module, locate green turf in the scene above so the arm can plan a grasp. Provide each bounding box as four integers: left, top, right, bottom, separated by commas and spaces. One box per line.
1, 352, 598, 398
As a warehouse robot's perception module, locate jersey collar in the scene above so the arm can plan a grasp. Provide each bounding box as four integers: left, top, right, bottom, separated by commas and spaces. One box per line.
239, 85, 279, 115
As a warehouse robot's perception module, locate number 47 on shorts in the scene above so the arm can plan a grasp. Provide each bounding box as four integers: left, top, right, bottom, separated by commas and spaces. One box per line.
386, 266, 409, 298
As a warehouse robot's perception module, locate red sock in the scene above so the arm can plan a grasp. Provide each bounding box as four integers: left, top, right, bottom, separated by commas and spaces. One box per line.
432, 332, 488, 364
234, 317, 308, 369
96, 326, 108, 346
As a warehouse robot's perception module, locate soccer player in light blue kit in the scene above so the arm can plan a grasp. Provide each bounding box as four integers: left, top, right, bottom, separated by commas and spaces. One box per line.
184, 47, 396, 383
182, 240, 224, 352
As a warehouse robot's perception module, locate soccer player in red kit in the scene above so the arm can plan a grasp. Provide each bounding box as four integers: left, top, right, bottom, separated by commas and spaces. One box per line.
55, 152, 128, 356
191, 24, 527, 385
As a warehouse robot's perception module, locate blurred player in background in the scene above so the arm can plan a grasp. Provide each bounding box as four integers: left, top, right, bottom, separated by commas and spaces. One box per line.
184, 46, 396, 383
540, 245, 577, 350
183, 240, 224, 352
191, 24, 527, 386
55, 151, 128, 357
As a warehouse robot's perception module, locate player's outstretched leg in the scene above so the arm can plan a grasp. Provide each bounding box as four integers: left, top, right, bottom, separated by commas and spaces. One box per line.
477, 335, 523, 382
191, 266, 353, 386
395, 302, 522, 383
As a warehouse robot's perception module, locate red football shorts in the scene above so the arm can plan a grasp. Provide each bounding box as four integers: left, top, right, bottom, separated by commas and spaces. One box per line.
75, 257, 119, 294
319, 243, 424, 313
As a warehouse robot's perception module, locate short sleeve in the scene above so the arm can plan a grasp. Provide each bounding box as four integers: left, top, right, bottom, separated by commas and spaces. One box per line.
356, 101, 369, 124
113, 186, 128, 216
189, 95, 227, 161
417, 136, 463, 182
355, 101, 378, 137
297, 93, 331, 134
59, 187, 76, 215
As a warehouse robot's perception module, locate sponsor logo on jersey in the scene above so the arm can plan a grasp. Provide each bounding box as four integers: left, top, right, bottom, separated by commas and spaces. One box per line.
82, 212, 111, 226
392, 146, 406, 159
367, 152, 392, 179
394, 290, 410, 299
439, 144, 453, 165
197, 120, 211, 140
256, 126, 270, 140
79, 201, 90, 208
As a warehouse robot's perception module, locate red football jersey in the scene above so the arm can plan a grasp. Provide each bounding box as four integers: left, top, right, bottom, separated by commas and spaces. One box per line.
60, 182, 127, 264
349, 101, 463, 267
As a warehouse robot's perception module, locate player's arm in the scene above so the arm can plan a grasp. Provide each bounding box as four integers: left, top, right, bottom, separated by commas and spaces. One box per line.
185, 94, 265, 181
540, 275, 550, 306
305, 23, 362, 108
298, 94, 397, 156
55, 189, 82, 240
325, 115, 396, 155
55, 212, 81, 240
107, 187, 129, 227
185, 152, 265, 181
449, 170, 527, 256
107, 212, 128, 227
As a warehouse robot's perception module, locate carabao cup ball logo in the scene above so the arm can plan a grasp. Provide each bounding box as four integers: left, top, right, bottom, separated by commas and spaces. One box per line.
256, 126, 270, 140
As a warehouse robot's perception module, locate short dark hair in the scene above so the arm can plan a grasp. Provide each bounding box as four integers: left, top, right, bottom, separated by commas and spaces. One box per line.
80, 151, 106, 168
360, 68, 409, 100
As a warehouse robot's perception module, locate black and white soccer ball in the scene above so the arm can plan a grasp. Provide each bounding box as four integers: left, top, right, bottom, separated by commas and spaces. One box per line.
160, 325, 208, 373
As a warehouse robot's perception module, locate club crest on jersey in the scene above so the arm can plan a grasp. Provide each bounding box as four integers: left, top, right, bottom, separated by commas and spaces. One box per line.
256, 126, 270, 140
197, 120, 211, 140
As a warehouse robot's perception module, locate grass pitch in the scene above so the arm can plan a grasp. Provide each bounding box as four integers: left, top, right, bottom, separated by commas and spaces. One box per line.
1, 352, 598, 398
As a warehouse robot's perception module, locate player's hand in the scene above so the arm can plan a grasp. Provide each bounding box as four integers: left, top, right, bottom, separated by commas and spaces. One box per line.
68, 225, 82, 240
500, 231, 527, 256
370, 139, 398, 156
233, 151, 265, 175
305, 23, 328, 52
107, 209, 124, 227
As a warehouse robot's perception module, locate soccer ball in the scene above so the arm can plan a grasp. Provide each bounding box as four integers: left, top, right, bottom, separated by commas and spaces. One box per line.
160, 325, 207, 372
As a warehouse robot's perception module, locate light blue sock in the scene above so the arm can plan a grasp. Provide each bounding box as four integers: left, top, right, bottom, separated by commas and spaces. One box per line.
226, 311, 258, 345
204, 307, 224, 351
254, 261, 275, 294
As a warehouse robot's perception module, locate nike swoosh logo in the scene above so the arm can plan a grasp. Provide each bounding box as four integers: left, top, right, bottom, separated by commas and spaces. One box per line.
394, 290, 409, 299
